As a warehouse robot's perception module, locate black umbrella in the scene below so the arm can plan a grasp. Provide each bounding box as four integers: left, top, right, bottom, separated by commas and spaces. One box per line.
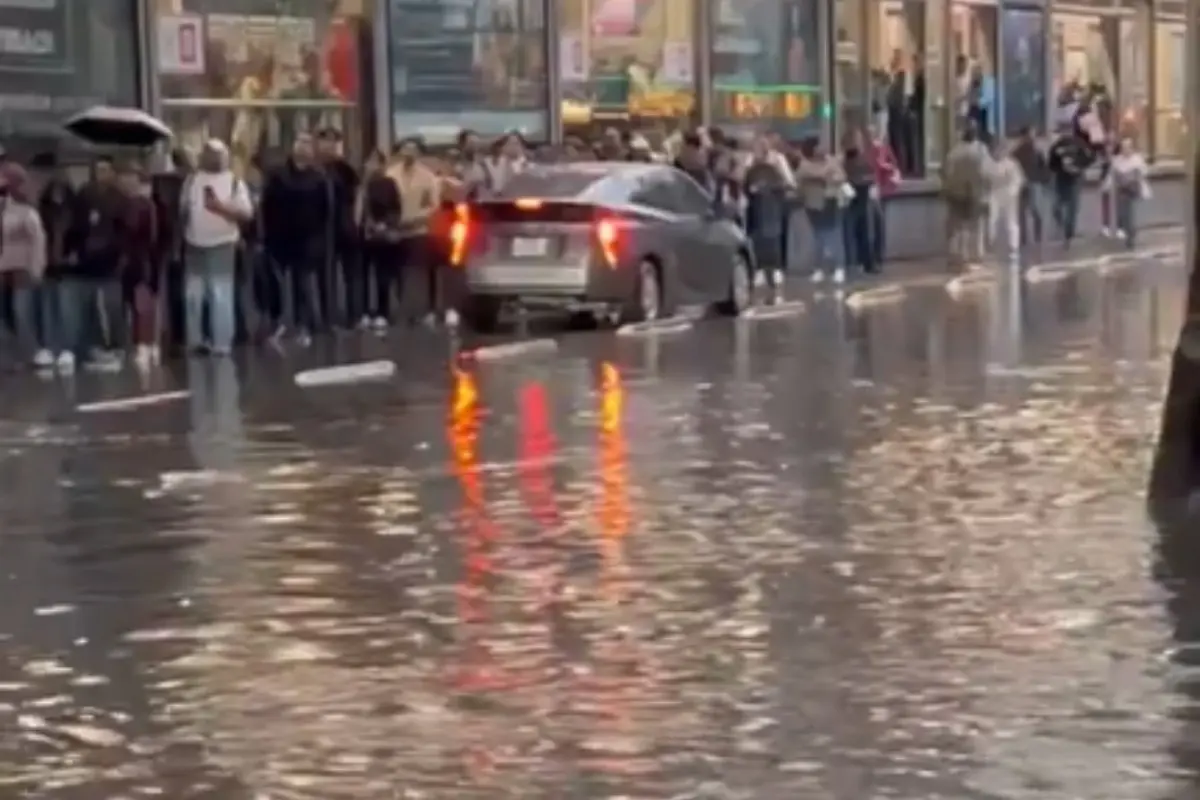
64, 106, 172, 147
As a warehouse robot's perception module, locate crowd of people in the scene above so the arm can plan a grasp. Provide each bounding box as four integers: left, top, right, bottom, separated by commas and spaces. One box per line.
0, 109, 1149, 375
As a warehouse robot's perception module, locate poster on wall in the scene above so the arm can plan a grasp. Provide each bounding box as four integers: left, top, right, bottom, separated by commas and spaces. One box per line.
1000, 8, 1046, 137
157, 15, 206, 76
0, 0, 71, 73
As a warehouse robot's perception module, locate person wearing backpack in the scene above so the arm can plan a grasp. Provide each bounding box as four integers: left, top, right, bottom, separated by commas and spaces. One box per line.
180, 139, 254, 356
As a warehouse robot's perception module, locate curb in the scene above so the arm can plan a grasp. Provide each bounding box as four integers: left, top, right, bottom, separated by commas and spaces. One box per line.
470, 338, 560, 360
76, 390, 191, 413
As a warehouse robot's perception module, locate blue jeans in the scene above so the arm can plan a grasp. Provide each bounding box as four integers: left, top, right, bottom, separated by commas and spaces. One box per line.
842, 199, 876, 273
806, 206, 842, 272
1114, 189, 1138, 248
9, 280, 42, 356
1018, 184, 1046, 246
1052, 180, 1082, 243
185, 243, 238, 350
870, 198, 887, 265
42, 278, 87, 356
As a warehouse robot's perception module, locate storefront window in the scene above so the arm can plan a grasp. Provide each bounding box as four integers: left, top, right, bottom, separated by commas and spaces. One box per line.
1119, 9, 1150, 148
0, 0, 140, 150
557, 0, 697, 140
926, 0, 946, 169
388, 0, 548, 145
1153, 16, 1185, 159
999, 8, 1046, 137
867, 0, 925, 176
708, 0, 822, 143
153, 0, 368, 175
835, 0, 866, 146
1050, 11, 1117, 133
951, 3, 997, 140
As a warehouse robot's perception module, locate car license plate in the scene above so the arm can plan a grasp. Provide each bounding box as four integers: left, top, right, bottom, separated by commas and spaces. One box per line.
511, 237, 549, 258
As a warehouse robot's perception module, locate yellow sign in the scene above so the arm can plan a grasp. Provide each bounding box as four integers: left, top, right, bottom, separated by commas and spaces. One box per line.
728, 91, 813, 120
628, 90, 694, 118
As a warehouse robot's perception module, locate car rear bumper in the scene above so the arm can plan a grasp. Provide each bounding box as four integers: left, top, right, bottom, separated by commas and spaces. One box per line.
462, 260, 631, 304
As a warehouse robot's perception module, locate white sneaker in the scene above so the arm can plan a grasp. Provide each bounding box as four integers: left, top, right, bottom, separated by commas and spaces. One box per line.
753, 271, 765, 288
1101, 227, 1112, 238
772, 270, 784, 288
56, 351, 75, 373
832, 268, 846, 285
357, 316, 371, 330
444, 309, 461, 330
134, 344, 154, 369
371, 316, 388, 330
811, 270, 826, 283
296, 331, 312, 347
32, 349, 54, 368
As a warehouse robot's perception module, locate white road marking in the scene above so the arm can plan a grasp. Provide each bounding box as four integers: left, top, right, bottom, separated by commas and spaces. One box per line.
844, 285, 905, 309
76, 390, 190, 413
294, 360, 397, 387
616, 319, 694, 337
470, 338, 560, 360
742, 301, 806, 320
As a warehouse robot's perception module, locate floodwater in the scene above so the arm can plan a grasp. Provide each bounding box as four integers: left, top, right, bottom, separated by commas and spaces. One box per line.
0, 260, 1196, 799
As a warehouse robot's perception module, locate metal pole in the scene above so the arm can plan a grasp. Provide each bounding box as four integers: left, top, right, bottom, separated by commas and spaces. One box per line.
372, 0, 392, 148
546, 0, 563, 144
696, 0, 711, 129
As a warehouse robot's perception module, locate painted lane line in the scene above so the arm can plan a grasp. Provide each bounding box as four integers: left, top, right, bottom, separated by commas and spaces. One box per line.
76, 390, 191, 414
470, 338, 559, 360
616, 319, 694, 337
844, 284, 905, 309
945, 270, 995, 295
294, 360, 397, 387
742, 301, 806, 320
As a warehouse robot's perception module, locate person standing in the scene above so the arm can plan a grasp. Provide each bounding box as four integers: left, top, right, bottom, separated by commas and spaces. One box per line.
986, 140, 1024, 271
181, 139, 254, 356
743, 137, 789, 295
68, 156, 127, 369
114, 164, 160, 368
1047, 123, 1092, 249
865, 124, 900, 267
0, 164, 48, 369
1011, 126, 1049, 248
941, 124, 991, 269
315, 127, 360, 327
33, 152, 78, 371
356, 148, 403, 329
841, 131, 879, 276
797, 138, 846, 284
386, 137, 441, 326
261, 133, 335, 345
1106, 136, 1149, 248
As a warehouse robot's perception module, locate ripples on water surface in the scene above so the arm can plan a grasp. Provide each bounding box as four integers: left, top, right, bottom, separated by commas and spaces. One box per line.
0, 269, 1197, 799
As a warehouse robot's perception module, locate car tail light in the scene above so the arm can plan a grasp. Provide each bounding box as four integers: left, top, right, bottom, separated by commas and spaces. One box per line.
449, 203, 470, 267
595, 217, 621, 268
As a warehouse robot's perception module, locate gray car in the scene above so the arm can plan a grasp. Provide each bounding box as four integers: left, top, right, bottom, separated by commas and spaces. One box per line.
448, 161, 756, 332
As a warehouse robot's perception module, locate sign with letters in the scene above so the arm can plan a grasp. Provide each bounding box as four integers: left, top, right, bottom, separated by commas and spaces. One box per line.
0, 0, 70, 73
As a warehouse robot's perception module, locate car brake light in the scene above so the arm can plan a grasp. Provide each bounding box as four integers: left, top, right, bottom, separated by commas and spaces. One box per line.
449, 203, 470, 267
595, 217, 621, 268
514, 198, 543, 210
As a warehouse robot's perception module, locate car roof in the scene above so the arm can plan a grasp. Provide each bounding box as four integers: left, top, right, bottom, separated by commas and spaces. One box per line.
495, 161, 669, 203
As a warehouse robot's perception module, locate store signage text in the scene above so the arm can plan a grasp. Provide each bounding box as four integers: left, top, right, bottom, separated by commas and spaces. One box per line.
0, 0, 68, 72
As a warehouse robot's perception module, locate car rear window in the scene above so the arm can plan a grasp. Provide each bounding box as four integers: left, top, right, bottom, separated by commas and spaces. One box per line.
497, 170, 607, 199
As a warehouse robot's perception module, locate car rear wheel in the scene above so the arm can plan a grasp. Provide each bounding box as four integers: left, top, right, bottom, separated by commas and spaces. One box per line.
717, 251, 753, 316
461, 296, 502, 334
620, 260, 662, 324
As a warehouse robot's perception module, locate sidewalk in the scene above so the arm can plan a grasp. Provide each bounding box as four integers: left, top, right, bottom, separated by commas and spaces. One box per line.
826, 226, 1183, 290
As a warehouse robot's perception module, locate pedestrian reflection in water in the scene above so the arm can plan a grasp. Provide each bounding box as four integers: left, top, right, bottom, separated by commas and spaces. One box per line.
187, 358, 242, 470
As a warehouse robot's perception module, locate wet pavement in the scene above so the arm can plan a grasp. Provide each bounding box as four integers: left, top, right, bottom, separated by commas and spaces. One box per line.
0, 249, 1198, 799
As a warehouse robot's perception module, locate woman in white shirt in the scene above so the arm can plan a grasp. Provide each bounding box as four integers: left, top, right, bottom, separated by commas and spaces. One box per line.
1106, 137, 1148, 248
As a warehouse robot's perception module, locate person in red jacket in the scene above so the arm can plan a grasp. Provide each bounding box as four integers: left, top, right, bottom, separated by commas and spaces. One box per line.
866, 124, 901, 266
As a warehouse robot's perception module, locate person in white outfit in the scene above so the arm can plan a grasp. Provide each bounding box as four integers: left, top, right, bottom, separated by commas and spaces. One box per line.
181, 139, 254, 356
986, 139, 1024, 270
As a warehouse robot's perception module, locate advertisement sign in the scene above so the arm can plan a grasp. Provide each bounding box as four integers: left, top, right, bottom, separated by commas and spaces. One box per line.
157, 14, 206, 76
0, 0, 71, 73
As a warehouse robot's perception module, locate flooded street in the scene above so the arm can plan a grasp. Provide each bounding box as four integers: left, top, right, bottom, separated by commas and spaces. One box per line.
0, 260, 1195, 799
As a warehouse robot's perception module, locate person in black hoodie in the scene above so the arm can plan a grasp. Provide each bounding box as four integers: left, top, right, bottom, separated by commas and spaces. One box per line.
315, 127, 361, 327
1047, 124, 1093, 248
260, 132, 334, 345
356, 148, 403, 329
66, 156, 128, 369
1011, 126, 1050, 247
31, 152, 79, 370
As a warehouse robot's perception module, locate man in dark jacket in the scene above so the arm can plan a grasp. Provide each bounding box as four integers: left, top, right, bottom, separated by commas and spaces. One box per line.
1012, 126, 1050, 247
1047, 126, 1093, 248
315, 127, 360, 327
66, 156, 128, 369
32, 152, 78, 370
260, 132, 334, 345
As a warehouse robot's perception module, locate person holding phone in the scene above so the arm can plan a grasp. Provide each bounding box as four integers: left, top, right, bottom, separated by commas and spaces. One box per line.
181, 139, 254, 356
